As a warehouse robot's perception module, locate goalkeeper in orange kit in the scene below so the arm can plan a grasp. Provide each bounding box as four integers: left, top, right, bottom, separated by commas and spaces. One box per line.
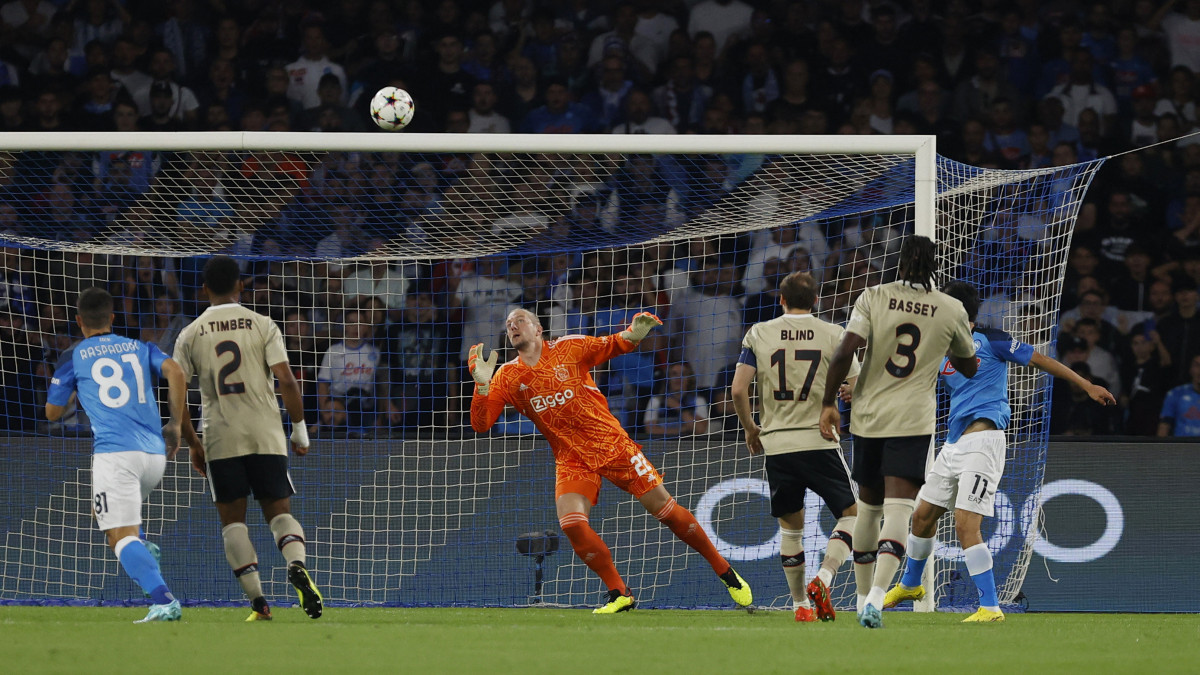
469, 308, 753, 613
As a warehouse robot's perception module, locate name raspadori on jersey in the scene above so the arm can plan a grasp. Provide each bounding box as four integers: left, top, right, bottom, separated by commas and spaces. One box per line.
888, 297, 940, 316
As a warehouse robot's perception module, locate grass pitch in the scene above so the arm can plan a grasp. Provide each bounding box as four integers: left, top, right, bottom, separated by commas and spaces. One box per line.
0, 606, 1192, 674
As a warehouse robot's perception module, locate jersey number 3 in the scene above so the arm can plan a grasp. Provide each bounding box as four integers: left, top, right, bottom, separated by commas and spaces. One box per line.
885, 323, 921, 378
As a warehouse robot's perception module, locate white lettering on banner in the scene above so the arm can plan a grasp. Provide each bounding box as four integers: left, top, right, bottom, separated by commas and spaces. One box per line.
1021, 479, 1124, 564
695, 478, 1124, 565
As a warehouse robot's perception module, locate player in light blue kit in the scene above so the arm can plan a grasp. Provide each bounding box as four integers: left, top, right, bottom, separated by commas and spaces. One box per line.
45, 287, 189, 623
883, 282, 1115, 622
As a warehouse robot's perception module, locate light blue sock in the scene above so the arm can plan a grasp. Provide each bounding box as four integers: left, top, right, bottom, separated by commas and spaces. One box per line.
900, 556, 926, 588
964, 543, 998, 609
116, 536, 174, 605
900, 534, 933, 588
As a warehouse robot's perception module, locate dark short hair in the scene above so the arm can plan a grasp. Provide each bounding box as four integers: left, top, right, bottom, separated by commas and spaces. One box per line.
203, 255, 242, 296
779, 271, 818, 311
77, 287, 114, 329
941, 281, 979, 322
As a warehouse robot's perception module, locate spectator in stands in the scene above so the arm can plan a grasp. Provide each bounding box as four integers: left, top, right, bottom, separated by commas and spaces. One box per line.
1110, 244, 1157, 313
688, 0, 752, 56
498, 56, 540, 129
29, 88, 70, 131
1153, 0, 1200, 75
738, 41, 779, 115
317, 308, 390, 433
73, 0, 127, 48
955, 51, 1026, 126
197, 58, 245, 128
455, 255, 520, 364
592, 268, 660, 428
1074, 316, 1124, 392
1123, 329, 1173, 435
581, 55, 633, 131
1156, 65, 1198, 126
467, 81, 510, 133
138, 290, 186, 355
388, 284, 454, 430
176, 159, 233, 228
522, 76, 596, 133
132, 48, 199, 125
1157, 279, 1200, 380
672, 255, 744, 395
611, 86, 674, 134
0, 307, 43, 431
1158, 353, 1200, 436
588, 1, 655, 80
420, 31, 477, 125
644, 361, 709, 437
109, 35, 149, 96
140, 81, 187, 131
548, 272, 599, 338
286, 23, 347, 111
653, 55, 711, 134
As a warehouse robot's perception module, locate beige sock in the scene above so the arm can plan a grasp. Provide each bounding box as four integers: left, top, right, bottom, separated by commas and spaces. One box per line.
222, 522, 262, 601
852, 501, 883, 599
872, 498, 915, 592
780, 527, 809, 608
269, 513, 307, 566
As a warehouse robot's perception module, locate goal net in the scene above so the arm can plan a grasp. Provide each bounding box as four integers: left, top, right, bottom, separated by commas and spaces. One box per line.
0, 133, 1102, 611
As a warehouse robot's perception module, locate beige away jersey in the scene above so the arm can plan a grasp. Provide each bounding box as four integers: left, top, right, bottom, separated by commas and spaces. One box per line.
174, 303, 290, 459
845, 282, 975, 437
741, 313, 860, 454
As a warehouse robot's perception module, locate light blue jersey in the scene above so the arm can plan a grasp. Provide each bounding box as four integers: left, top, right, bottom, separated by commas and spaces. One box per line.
940, 328, 1035, 443
47, 333, 169, 455
1159, 384, 1200, 437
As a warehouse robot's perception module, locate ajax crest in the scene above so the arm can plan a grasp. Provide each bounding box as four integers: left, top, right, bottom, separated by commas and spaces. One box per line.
554, 365, 570, 382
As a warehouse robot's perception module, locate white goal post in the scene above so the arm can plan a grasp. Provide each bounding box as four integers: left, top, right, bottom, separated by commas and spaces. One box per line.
0, 130, 1096, 612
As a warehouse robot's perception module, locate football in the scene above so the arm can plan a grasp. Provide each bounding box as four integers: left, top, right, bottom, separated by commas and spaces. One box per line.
370, 87, 415, 131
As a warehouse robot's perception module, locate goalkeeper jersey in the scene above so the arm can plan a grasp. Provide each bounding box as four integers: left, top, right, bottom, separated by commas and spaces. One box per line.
470, 334, 640, 469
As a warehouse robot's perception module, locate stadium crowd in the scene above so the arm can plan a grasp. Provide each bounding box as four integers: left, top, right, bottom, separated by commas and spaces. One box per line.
1, 0, 1200, 438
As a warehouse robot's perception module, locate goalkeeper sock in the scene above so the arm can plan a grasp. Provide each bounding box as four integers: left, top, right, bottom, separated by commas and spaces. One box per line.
269, 513, 307, 566
820, 515, 855, 585
560, 513, 625, 592
655, 499, 729, 575
779, 527, 809, 608
964, 543, 1000, 611
852, 501, 883, 604
222, 522, 263, 602
871, 498, 914, 595
900, 534, 934, 588
114, 536, 174, 605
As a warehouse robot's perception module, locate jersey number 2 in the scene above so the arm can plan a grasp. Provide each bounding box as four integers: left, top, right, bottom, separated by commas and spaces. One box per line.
215, 341, 247, 395
885, 323, 921, 378
770, 349, 821, 401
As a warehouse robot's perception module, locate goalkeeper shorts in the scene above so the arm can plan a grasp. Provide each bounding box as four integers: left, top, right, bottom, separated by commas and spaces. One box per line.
555, 447, 663, 505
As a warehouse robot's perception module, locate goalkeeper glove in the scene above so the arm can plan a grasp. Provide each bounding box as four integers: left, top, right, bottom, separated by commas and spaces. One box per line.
468, 343, 498, 394
620, 311, 663, 343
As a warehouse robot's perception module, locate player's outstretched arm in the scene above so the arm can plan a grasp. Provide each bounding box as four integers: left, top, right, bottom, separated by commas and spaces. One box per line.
271, 361, 311, 455
820, 333, 865, 440
468, 344, 506, 432
619, 311, 663, 345
730, 363, 763, 454
160, 358, 188, 458
1030, 352, 1117, 405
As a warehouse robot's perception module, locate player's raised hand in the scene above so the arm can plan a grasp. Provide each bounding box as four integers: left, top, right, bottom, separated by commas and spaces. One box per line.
290, 422, 311, 456
468, 343, 498, 394
621, 311, 663, 343
1087, 383, 1117, 406
743, 423, 765, 455
818, 404, 842, 441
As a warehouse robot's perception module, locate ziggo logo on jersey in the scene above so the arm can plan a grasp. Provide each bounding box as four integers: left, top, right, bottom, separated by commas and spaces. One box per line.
530, 388, 575, 412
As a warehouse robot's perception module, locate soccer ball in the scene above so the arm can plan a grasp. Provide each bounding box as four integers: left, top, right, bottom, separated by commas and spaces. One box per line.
370, 87, 415, 131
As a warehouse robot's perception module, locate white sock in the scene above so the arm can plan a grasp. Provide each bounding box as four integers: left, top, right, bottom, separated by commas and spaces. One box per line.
817, 567, 833, 587
866, 585, 886, 609
856, 594, 867, 615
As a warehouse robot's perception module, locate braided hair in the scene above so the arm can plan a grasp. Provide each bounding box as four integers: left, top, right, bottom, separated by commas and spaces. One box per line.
898, 235, 937, 292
